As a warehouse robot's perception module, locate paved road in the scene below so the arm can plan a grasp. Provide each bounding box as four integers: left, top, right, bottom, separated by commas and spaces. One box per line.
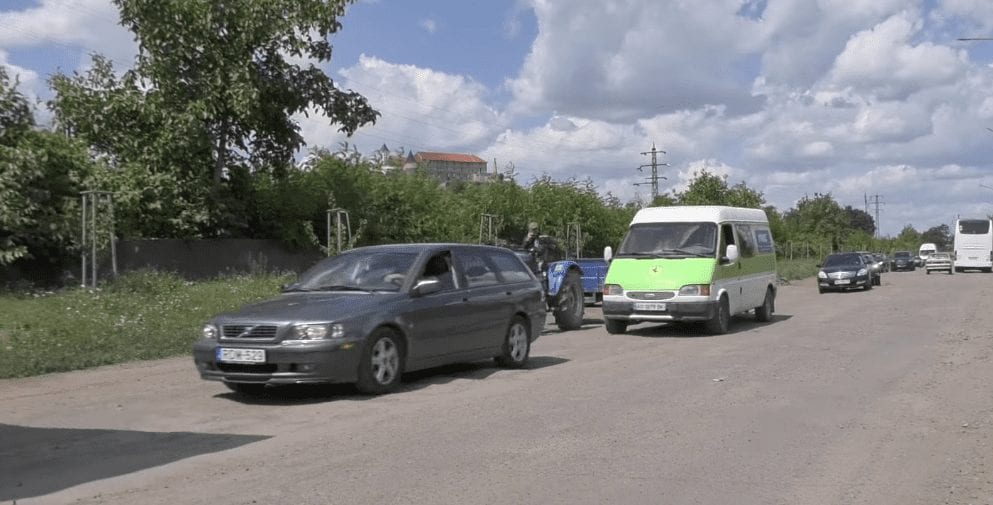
2, 269, 992, 505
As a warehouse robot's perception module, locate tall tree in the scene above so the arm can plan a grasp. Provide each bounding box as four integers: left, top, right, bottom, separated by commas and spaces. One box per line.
921, 224, 952, 250
112, 0, 379, 186
673, 170, 765, 208
844, 206, 875, 236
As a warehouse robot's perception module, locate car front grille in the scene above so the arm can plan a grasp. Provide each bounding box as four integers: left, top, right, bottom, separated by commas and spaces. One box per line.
627, 291, 676, 300
222, 325, 279, 339
828, 271, 854, 279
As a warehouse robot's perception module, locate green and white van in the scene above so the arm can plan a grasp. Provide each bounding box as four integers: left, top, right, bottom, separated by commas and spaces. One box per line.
601, 205, 777, 335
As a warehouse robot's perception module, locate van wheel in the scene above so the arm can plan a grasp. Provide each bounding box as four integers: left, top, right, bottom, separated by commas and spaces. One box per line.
755, 288, 774, 322
704, 295, 730, 335
605, 318, 628, 334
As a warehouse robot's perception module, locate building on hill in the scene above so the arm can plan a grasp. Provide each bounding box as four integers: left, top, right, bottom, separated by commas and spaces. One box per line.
414, 151, 491, 183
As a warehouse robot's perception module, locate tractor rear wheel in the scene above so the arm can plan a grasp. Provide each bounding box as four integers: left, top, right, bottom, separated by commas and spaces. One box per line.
553, 270, 584, 331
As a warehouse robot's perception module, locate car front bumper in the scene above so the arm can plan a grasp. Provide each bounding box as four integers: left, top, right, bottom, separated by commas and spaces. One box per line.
818, 275, 870, 290
602, 299, 718, 322
193, 338, 363, 385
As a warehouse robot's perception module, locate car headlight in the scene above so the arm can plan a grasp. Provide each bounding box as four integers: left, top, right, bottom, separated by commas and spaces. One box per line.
202, 323, 218, 339
817, 271, 827, 279
292, 323, 345, 340
857, 268, 867, 276
678, 284, 711, 296
604, 284, 624, 296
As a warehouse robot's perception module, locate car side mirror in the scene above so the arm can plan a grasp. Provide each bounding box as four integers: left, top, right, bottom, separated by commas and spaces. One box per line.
721, 244, 740, 264
603, 246, 613, 262
412, 279, 442, 296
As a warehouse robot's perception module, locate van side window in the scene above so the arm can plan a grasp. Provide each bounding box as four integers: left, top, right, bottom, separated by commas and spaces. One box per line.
754, 228, 774, 254
736, 224, 755, 258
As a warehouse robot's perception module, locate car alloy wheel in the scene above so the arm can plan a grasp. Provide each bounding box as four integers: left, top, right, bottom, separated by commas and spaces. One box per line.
370, 337, 400, 385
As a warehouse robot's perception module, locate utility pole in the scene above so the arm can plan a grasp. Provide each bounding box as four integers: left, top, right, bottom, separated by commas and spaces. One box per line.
867, 193, 885, 238
634, 143, 669, 202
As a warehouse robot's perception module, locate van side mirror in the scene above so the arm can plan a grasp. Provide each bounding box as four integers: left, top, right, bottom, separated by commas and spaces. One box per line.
603, 246, 613, 262
722, 244, 740, 264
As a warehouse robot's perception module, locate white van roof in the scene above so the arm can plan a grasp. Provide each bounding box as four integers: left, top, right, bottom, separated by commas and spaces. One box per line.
631, 205, 768, 225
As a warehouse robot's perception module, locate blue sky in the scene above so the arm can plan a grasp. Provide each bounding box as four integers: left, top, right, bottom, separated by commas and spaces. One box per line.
5, 0, 993, 236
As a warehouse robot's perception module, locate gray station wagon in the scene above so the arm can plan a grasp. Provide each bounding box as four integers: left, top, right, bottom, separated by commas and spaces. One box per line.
193, 243, 547, 395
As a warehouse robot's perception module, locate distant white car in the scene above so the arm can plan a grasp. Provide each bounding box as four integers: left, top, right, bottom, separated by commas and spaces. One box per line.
925, 252, 953, 275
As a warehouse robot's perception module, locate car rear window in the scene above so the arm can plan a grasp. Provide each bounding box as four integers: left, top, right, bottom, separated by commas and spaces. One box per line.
489, 252, 534, 284
459, 252, 500, 287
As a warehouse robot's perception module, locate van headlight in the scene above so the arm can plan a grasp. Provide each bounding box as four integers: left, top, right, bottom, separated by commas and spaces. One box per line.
292, 323, 345, 340
604, 284, 624, 296
678, 284, 711, 296
817, 271, 827, 279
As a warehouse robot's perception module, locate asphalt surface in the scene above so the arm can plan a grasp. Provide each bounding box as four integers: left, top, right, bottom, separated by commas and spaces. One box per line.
2, 268, 992, 505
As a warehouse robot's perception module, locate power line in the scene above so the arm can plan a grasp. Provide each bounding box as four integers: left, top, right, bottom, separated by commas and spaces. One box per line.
634, 143, 668, 202
867, 193, 885, 238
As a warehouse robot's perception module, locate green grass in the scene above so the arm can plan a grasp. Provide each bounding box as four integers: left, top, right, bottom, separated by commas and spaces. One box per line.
0, 270, 291, 379
776, 258, 819, 281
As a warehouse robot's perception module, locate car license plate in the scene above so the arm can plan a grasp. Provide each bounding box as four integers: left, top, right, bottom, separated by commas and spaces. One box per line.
217, 348, 266, 363
835, 279, 850, 285
634, 302, 666, 311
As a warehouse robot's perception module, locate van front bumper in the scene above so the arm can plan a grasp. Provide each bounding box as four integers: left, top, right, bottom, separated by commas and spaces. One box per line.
602, 299, 717, 322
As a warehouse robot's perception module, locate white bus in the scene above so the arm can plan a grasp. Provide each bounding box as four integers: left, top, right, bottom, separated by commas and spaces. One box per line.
953, 218, 993, 273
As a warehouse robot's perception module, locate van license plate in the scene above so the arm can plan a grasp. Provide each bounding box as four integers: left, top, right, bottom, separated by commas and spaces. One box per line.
634, 302, 666, 311
217, 348, 266, 363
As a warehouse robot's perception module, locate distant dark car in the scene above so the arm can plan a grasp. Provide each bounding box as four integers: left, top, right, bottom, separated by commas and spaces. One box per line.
858, 252, 883, 286
872, 253, 889, 273
817, 252, 873, 293
193, 244, 547, 395
891, 251, 916, 271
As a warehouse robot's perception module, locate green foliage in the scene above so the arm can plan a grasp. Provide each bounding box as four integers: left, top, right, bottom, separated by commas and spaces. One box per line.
0, 270, 290, 378
921, 224, 952, 250
844, 206, 875, 236
672, 169, 766, 208
0, 67, 33, 147
0, 69, 97, 267
112, 0, 378, 184
782, 193, 849, 252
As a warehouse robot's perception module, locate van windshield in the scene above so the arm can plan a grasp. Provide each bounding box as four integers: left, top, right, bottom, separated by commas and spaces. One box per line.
616, 222, 717, 258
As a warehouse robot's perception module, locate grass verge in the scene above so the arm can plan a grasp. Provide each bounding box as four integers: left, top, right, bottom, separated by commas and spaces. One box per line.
777, 258, 819, 282
0, 270, 290, 379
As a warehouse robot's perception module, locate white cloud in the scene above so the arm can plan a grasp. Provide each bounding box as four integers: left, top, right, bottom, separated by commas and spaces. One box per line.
298, 55, 506, 157
420, 18, 437, 34
0, 0, 135, 68
827, 11, 966, 99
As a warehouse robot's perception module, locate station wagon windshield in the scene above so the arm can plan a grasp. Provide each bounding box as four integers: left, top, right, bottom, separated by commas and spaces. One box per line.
616, 222, 717, 258
284, 251, 419, 292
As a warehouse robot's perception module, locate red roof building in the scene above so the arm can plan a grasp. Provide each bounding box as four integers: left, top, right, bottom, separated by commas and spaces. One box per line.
414, 151, 491, 183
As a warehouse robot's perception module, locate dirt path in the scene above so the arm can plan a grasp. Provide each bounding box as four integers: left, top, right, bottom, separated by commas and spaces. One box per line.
2, 269, 991, 504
